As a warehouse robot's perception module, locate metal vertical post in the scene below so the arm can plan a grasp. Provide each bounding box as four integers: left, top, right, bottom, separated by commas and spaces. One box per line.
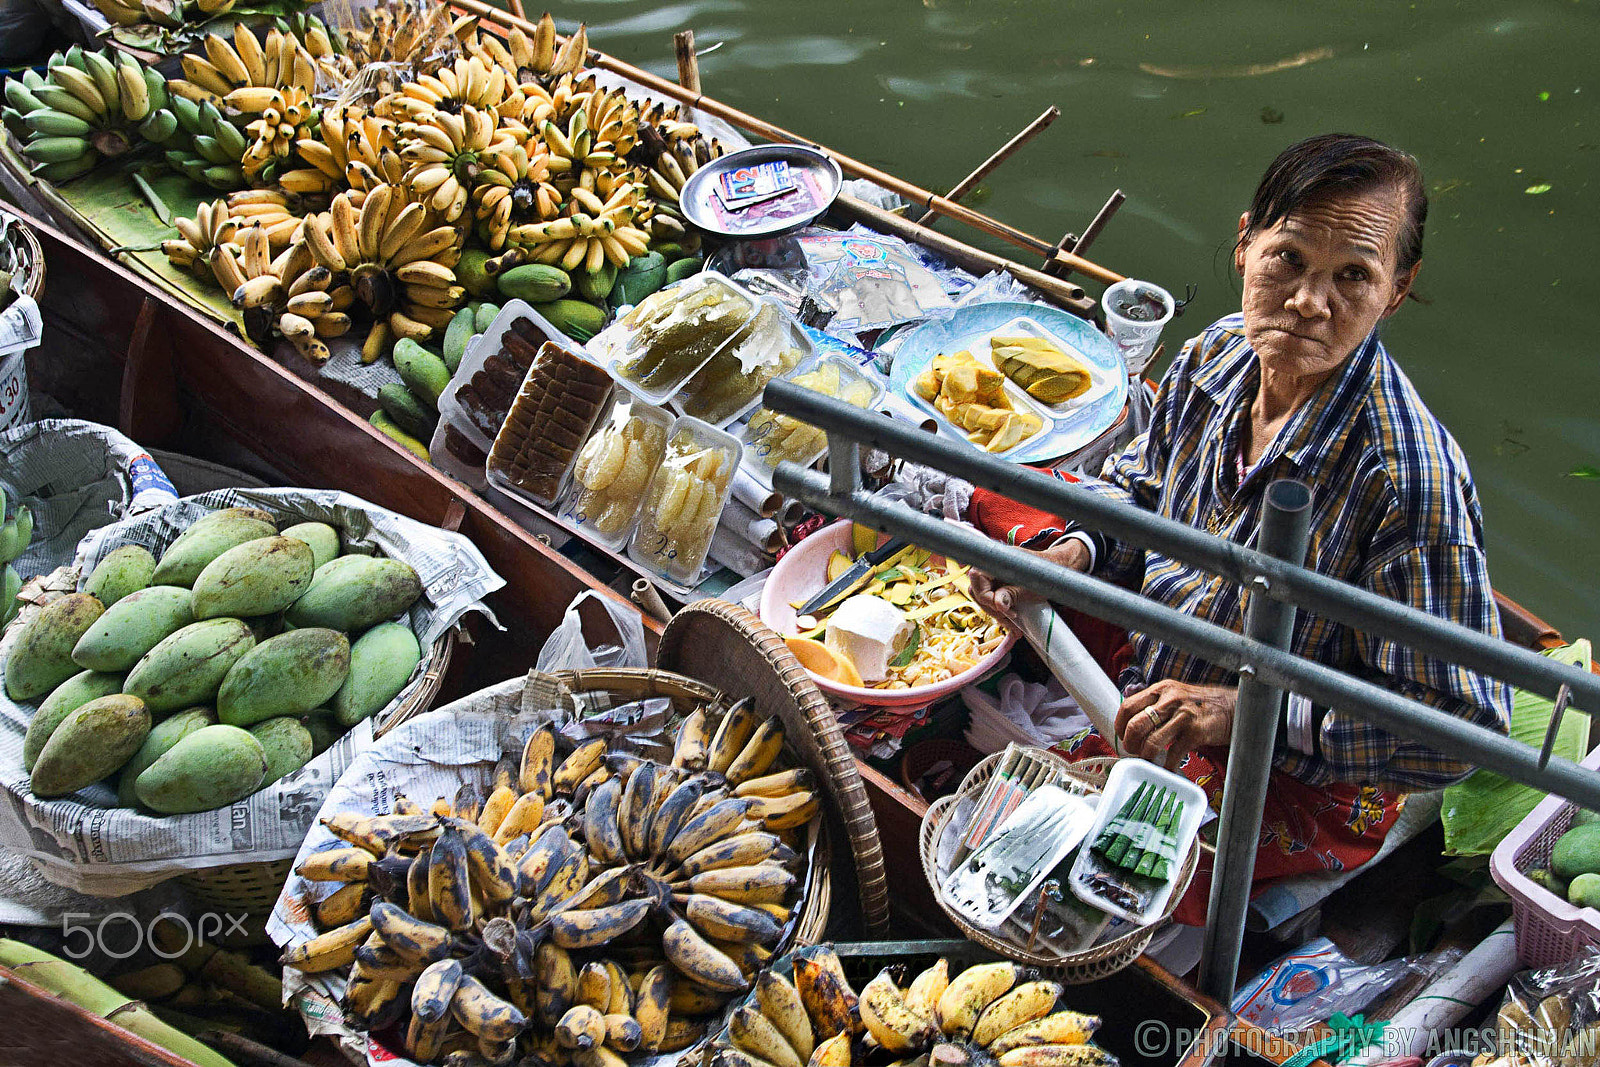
1199, 478, 1313, 1002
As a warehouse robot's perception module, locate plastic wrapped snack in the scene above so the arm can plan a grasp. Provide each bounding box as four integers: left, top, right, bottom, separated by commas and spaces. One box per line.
1488, 949, 1600, 1067
741, 355, 883, 480
677, 302, 808, 425
558, 398, 673, 549
629, 419, 741, 586
445, 311, 571, 448
599, 273, 758, 404
486, 342, 613, 506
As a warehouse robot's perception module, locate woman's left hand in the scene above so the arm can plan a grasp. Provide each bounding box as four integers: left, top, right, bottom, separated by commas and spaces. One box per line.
1115, 681, 1238, 770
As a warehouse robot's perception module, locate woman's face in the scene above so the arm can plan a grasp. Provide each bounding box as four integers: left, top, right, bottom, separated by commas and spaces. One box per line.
1234, 185, 1420, 378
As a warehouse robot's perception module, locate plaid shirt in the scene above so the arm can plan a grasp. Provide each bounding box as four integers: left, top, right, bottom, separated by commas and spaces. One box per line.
1066, 313, 1513, 792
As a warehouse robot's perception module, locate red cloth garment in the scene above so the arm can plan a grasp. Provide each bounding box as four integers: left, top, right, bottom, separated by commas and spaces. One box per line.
968, 471, 1406, 926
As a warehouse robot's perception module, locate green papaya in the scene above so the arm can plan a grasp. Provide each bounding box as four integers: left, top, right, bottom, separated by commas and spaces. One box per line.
284, 555, 422, 633
217, 627, 350, 727
249, 716, 314, 786
378, 383, 438, 441
280, 522, 340, 571
4, 593, 105, 701
392, 339, 451, 409
535, 298, 607, 342
135, 724, 268, 814
117, 707, 215, 807
191, 536, 314, 620
30, 695, 150, 798
498, 264, 571, 303
152, 513, 279, 588
1551, 822, 1600, 880
330, 621, 422, 726
83, 546, 156, 607
575, 262, 618, 304
23, 669, 125, 772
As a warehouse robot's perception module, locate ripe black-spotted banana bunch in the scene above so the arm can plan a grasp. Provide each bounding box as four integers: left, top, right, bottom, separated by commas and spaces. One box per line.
172, 25, 317, 111
379, 55, 510, 123
502, 14, 588, 86
161, 197, 237, 281
397, 105, 509, 223
634, 116, 723, 251
306, 107, 403, 192
303, 183, 465, 342
223, 226, 355, 362
225, 85, 320, 189
3, 47, 167, 182
474, 138, 562, 251
506, 168, 650, 272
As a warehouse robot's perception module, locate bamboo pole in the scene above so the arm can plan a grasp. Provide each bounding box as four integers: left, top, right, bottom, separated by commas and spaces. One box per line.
674, 30, 701, 95
914, 106, 1059, 226
449, 0, 1124, 285
830, 193, 1095, 316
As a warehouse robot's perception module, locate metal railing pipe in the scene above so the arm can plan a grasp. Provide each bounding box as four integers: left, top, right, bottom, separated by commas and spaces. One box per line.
1200, 479, 1312, 1002
771, 463, 1600, 813
764, 381, 1600, 710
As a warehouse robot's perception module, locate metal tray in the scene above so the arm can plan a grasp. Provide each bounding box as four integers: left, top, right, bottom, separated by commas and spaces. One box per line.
680, 144, 844, 239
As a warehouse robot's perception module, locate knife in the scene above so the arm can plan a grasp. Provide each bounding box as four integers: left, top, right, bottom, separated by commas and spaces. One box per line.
798, 537, 912, 616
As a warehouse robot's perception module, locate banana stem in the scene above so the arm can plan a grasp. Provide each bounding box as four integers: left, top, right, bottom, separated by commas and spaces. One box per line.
151, 923, 284, 1014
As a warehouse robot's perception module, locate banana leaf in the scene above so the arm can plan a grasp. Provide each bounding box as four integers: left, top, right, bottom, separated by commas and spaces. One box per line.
1441, 640, 1592, 856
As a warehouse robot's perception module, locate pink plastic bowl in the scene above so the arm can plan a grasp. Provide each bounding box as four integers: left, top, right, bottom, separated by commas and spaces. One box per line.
760, 520, 1017, 706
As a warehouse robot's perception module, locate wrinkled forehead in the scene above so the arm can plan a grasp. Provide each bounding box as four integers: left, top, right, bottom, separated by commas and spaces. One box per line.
1270, 185, 1408, 265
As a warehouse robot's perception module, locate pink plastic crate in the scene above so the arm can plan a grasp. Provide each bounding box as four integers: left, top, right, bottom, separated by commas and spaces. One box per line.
1490, 745, 1600, 967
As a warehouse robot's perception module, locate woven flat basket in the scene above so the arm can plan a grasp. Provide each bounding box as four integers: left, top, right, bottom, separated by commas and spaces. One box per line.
658, 599, 891, 938
178, 629, 456, 944
920, 747, 1200, 982
1, 210, 45, 299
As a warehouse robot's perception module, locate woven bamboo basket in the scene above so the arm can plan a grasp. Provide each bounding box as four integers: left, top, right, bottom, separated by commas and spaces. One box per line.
658, 599, 891, 938
177, 627, 457, 944
0, 209, 45, 299
919, 747, 1200, 982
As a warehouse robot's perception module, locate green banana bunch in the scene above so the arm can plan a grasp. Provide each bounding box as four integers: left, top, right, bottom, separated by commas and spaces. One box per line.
8, 48, 165, 182
0, 485, 33, 629
160, 94, 248, 190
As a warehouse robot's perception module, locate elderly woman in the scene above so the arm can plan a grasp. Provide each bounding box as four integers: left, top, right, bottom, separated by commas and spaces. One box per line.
970, 133, 1512, 923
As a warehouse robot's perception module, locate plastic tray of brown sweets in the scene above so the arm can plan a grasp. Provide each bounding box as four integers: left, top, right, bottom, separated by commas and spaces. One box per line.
485, 340, 614, 506
436, 300, 582, 454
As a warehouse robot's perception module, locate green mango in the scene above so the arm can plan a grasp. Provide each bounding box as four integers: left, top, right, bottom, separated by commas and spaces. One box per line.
135, 724, 268, 814
151, 512, 279, 588
30, 695, 150, 798
191, 536, 314, 620
615, 252, 667, 306
575, 262, 618, 304
442, 307, 476, 374
534, 298, 607, 342
393, 339, 451, 409
124, 618, 256, 716
456, 248, 496, 299
117, 707, 215, 807
23, 669, 125, 772
72, 585, 195, 672
280, 522, 341, 571
331, 621, 422, 726
249, 716, 314, 786
217, 628, 350, 728
1571, 872, 1600, 910
474, 302, 500, 332
378, 383, 437, 442
4, 593, 105, 701
83, 546, 156, 607
1552, 822, 1600, 880
498, 264, 571, 303
284, 555, 422, 633
664, 256, 705, 285
300, 710, 341, 755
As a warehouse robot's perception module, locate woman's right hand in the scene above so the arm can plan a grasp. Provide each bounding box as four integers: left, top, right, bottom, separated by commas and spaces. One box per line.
969, 537, 1092, 628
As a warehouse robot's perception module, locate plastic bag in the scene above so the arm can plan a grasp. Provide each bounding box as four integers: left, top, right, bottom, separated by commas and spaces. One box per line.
536, 589, 648, 673
1489, 947, 1600, 1067
1233, 937, 1425, 1032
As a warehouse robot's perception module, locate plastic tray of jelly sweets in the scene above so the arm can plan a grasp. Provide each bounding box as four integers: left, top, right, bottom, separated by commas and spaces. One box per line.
484, 340, 614, 510
556, 394, 675, 553
628, 415, 743, 590
942, 783, 1099, 932
436, 300, 584, 454
589, 270, 761, 407
1068, 757, 1206, 926
737, 352, 885, 488
669, 289, 816, 430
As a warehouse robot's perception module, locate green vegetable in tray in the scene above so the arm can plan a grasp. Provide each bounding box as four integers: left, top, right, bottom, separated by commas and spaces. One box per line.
1093, 781, 1148, 854
1102, 783, 1162, 868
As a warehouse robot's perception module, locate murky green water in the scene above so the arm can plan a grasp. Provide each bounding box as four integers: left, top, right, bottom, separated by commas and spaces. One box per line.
579, 0, 1600, 640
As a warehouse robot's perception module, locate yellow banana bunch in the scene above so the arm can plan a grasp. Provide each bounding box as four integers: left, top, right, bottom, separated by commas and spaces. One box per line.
307, 107, 403, 192
223, 188, 301, 251
160, 197, 236, 280
549, 75, 640, 160
397, 104, 509, 223
217, 221, 354, 362
230, 85, 318, 187
302, 183, 465, 342
502, 14, 588, 85
342, 0, 473, 81
171, 25, 317, 109
473, 137, 563, 251
505, 171, 651, 272
88, 0, 146, 27
379, 55, 509, 123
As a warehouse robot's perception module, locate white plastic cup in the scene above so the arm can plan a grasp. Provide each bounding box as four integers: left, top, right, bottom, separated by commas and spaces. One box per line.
1102, 279, 1175, 376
